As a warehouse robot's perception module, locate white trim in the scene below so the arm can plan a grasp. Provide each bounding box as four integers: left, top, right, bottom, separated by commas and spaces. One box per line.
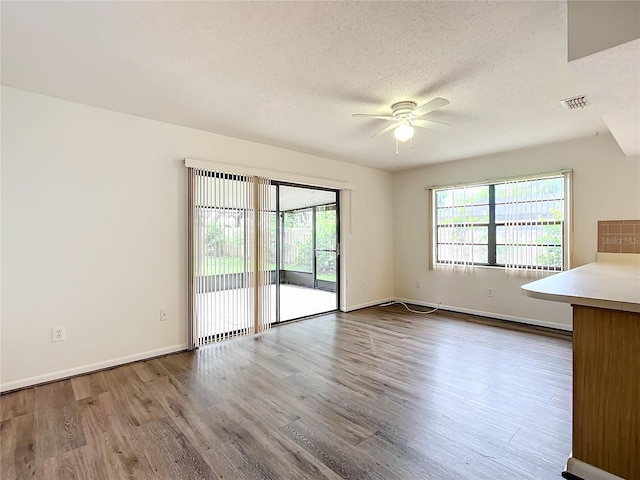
184, 158, 354, 191
424, 168, 573, 191
0, 344, 187, 393
341, 297, 395, 312
566, 456, 624, 480
565, 170, 574, 269
394, 297, 572, 331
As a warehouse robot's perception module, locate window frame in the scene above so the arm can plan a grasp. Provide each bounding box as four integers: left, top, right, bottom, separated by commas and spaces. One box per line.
430, 172, 571, 272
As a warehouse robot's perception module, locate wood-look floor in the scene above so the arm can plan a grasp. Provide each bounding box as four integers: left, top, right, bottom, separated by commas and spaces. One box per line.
1, 306, 572, 479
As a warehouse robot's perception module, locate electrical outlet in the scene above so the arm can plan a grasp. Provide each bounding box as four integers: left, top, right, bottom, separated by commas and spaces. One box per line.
51, 326, 66, 342
487, 287, 494, 297
416, 281, 420, 288
160, 309, 168, 321
361, 281, 366, 290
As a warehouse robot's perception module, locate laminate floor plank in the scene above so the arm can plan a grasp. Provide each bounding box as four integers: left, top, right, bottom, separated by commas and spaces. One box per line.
409, 427, 520, 480
1, 306, 572, 479
131, 358, 167, 383
153, 353, 233, 406
133, 417, 217, 480
69, 373, 107, 401
215, 366, 304, 426
232, 340, 303, 379
33, 381, 86, 464
146, 374, 216, 421
243, 376, 376, 448
0, 417, 18, 478
372, 389, 515, 448
182, 395, 283, 449
78, 391, 159, 479
1, 389, 35, 421
100, 366, 166, 428
1, 414, 36, 479
213, 395, 295, 443
214, 396, 344, 480
258, 430, 344, 480
281, 417, 393, 480
201, 439, 280, 480
205, 400, 343, 480
358, 430, 462, 480
40, 445, 107, 480
283, 372, 408, 444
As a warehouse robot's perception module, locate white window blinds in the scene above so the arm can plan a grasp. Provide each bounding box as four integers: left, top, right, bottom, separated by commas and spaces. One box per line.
187, 168, 274, 349
429, 170, 572, 276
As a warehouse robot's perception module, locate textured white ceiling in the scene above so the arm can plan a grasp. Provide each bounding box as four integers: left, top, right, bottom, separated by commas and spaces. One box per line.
1, 1, 621, 170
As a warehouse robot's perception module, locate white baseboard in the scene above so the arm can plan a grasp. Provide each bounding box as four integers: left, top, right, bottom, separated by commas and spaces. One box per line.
567, 456, 624, 480
0, 344, 187, 393
394, 297, 572, 332
341, 297, 395, 312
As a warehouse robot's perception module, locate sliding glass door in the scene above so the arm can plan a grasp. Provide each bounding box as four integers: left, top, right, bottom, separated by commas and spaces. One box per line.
315, 204, 338, 292
276, 184, 339, 322
188, 169, 339, 348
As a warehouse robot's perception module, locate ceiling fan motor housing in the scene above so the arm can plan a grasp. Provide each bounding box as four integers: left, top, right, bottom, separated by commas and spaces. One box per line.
391, 101, 417, 118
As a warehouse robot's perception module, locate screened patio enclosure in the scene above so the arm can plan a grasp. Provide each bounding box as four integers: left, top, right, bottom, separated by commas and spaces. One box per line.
192, 174, 339, 344
277, 185, 338, 322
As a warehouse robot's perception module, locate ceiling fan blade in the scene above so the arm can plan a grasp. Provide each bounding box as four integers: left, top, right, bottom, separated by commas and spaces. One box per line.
353, 114, 395, 120
413, 118, 450, 130
412, 97, 450, 117
371, 122, 398, 138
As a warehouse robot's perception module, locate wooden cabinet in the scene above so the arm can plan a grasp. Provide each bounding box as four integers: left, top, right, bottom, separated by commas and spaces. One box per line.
523, 258, 640, 480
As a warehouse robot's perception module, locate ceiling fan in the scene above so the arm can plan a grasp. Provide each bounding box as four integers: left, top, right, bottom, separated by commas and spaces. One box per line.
353, 97, 450, 152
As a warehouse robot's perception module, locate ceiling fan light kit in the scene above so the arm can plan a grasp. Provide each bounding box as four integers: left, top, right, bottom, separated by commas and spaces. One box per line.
353, 97, 451, 153
394, 123, 414, 142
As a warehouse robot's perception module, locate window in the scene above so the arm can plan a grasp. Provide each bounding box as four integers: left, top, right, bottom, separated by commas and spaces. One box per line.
432, 172, 570, 272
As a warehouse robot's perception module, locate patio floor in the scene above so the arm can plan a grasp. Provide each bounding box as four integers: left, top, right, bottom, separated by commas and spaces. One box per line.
195, 284, 336, 340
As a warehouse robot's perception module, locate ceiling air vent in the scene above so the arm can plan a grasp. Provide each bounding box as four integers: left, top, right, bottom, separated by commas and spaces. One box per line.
561, 95, 588, 110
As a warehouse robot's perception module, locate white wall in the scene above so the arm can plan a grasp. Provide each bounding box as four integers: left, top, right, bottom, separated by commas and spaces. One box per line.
568, 0, 640, 61
393, 133, 640, 330
4, 85, 638, 391
0, 86, 394, 390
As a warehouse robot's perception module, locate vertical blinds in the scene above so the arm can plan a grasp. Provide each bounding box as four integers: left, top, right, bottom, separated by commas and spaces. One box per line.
502, 173, 570, 276
187, 168, 273, 349
431, 185, 478, 272
429, 170, 572, 275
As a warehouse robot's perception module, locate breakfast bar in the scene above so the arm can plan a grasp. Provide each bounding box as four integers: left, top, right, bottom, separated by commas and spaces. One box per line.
522, 254, 640, 480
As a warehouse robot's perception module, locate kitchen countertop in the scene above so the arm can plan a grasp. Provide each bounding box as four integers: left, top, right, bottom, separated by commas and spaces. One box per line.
521, 254, 640, 313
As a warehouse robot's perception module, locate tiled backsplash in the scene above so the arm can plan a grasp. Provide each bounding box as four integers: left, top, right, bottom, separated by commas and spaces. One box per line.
598, 220, 640, 254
